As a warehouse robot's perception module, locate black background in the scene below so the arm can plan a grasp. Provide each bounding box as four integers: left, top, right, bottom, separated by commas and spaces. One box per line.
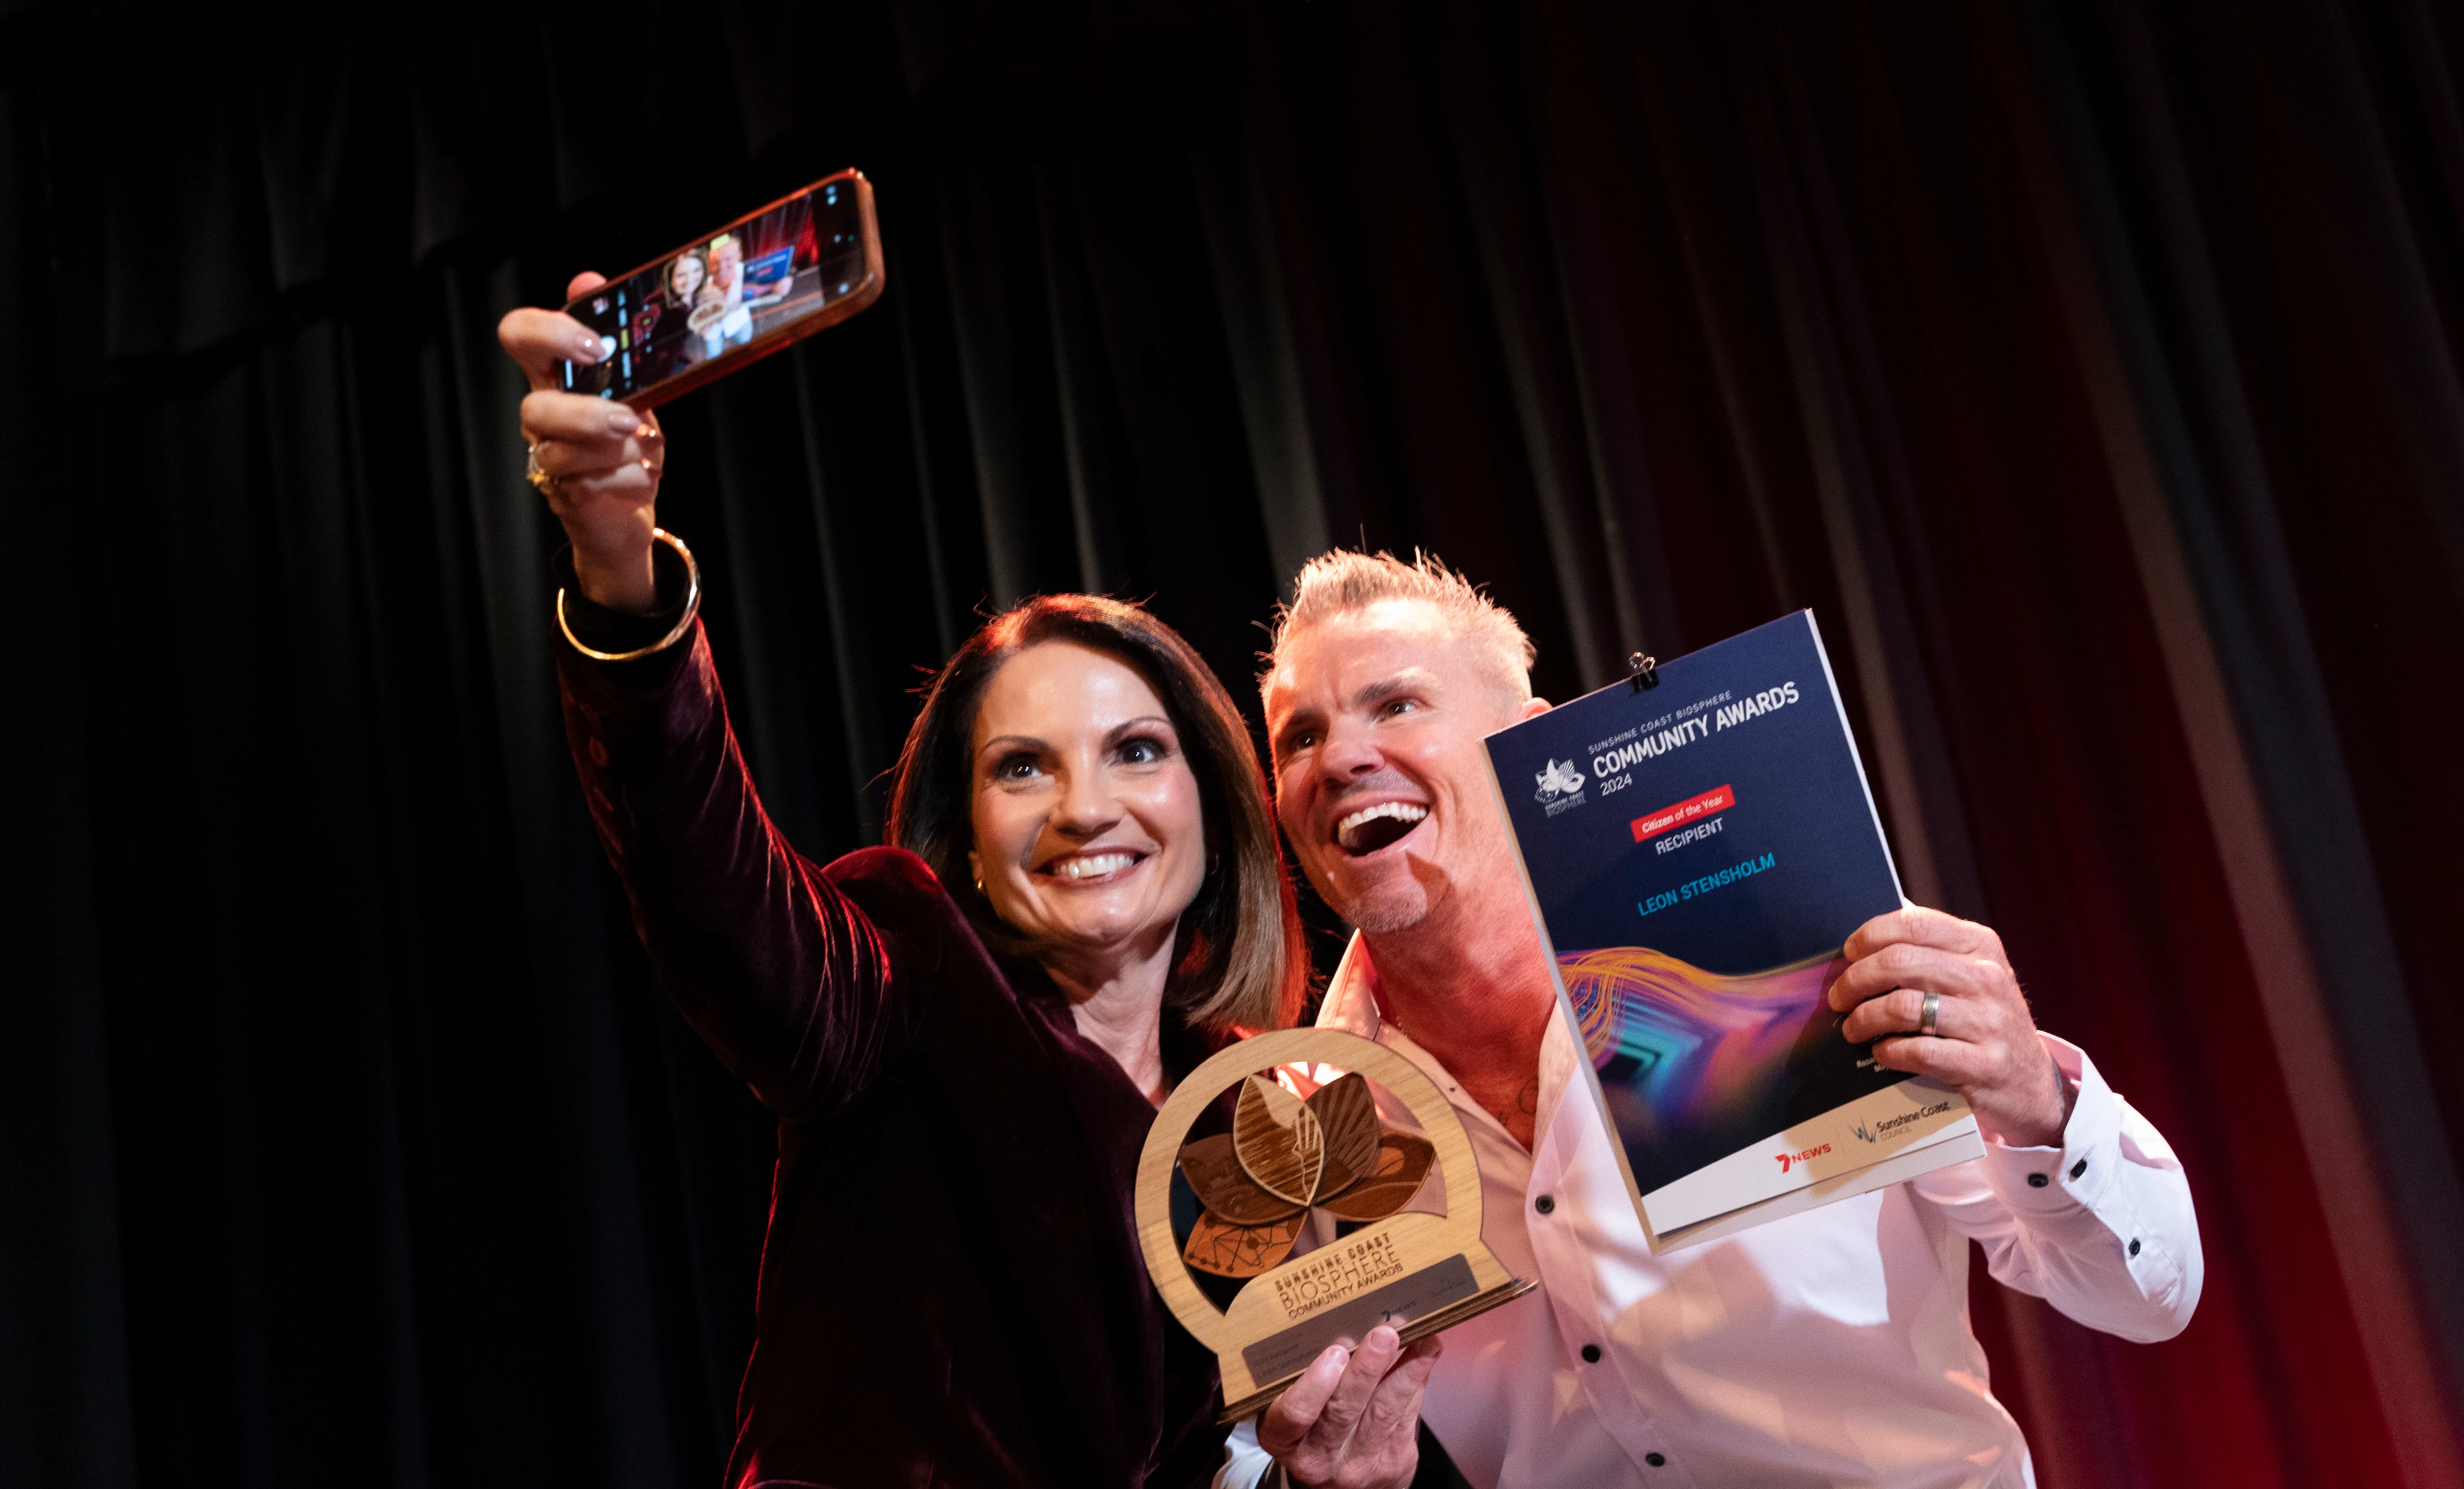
6, 2, 2464, 1486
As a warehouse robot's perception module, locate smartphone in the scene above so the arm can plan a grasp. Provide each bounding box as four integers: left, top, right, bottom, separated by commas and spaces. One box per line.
559, 168, 886, 408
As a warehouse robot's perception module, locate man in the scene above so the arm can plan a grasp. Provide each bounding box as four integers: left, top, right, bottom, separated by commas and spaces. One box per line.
1223, 551, 2200, 1489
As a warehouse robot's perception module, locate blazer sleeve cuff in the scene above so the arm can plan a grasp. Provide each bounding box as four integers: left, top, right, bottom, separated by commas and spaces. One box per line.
551, 540, 697, 683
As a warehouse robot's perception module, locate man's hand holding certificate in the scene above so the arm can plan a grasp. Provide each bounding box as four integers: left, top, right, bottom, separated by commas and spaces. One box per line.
1835, 907, 2076, 1149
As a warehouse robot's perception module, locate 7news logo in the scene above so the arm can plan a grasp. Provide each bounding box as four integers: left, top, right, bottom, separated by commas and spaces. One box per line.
1775, 1142, 1833, 1174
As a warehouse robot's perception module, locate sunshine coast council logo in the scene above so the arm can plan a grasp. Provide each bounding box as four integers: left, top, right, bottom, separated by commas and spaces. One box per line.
1852, 1122, 1876, 1144
1535, 758, 1588, 816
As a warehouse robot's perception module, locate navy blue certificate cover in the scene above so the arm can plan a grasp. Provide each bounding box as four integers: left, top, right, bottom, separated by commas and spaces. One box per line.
1484, 611, 1977, 1242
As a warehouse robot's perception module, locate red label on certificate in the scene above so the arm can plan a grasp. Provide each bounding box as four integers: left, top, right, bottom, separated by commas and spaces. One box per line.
1631, 785, 1736, 842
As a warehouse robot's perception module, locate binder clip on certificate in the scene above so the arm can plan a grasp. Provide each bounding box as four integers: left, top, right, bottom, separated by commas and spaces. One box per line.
1135, 1029, 1536, 1422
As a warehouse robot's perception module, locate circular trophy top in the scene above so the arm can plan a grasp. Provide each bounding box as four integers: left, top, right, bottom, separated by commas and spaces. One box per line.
1133, 1027, 1489, 1355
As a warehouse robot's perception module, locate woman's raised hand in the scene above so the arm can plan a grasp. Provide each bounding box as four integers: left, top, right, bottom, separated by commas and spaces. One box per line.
497, 272, 668, 613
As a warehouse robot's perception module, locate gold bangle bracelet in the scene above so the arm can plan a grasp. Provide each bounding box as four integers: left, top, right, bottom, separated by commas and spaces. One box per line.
556, 528, 702, 662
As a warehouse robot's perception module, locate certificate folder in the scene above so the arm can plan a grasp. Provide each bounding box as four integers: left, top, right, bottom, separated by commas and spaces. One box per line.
1484, 611, 1984, 1252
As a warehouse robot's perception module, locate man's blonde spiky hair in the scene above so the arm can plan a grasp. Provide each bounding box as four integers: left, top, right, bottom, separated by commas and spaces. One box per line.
1266, 549, 1537, 698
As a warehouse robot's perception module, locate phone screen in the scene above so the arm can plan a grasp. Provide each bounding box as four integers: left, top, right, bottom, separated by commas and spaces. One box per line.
560, 176, 875, 403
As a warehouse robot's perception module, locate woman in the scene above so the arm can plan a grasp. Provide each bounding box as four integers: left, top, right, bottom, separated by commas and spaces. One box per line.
643, 249, 708, 379
502, 274, 1307, 1488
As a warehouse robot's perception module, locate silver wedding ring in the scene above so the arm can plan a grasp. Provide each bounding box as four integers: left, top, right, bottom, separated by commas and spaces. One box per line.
1917, 989, 1941, 1039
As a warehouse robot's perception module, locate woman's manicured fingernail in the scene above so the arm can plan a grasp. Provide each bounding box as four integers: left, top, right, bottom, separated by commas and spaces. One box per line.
605, 408, 640, 437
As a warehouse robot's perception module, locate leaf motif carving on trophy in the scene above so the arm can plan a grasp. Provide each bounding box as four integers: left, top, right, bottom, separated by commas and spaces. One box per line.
1175, 1071, 1443, 1280
1176, 1133, 1306, 1226
1233, 1075, 1323, 1206
1182, 1207, 1307, 1278
1304, 1072, 1381, 1201
1315, 1133, 1438, 1222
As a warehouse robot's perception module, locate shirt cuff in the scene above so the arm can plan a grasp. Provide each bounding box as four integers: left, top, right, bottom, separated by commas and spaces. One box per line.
1978, 1034, 2124, 1216
1218, 1419, 1276, 1489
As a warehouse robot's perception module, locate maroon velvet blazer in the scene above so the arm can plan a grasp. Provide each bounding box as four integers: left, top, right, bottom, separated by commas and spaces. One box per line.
556, 620, 1225, 1489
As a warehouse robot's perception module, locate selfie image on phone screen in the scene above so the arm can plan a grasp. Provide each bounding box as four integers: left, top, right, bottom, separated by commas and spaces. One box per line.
560, 172, 880, 406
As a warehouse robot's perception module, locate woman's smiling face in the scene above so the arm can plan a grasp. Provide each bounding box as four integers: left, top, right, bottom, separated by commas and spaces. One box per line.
668, 252, 704, 301
967, 641, 1208, 972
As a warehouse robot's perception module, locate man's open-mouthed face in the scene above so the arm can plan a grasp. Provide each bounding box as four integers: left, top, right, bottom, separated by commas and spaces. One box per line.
1263, 599, 1544, 934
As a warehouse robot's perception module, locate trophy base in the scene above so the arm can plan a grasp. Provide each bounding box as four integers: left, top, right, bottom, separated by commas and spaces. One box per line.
1216, 1275, 1540, 1424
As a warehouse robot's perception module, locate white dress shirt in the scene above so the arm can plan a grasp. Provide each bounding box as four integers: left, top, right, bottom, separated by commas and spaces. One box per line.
1223, 936, 2201, 1489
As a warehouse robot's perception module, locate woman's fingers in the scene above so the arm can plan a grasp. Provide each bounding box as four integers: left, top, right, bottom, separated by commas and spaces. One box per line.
499, 307, 608, 392
530, 445, 662, 534
497, 272, 615, 390
519, 391, 663, 543
493, 271, 667, 614
548, 456, 662, 509
527, 440, 658, 497
524, 389, 653, 453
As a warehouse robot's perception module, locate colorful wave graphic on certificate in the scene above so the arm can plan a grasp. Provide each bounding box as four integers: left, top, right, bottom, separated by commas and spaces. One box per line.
1559, 946, 1910, 1199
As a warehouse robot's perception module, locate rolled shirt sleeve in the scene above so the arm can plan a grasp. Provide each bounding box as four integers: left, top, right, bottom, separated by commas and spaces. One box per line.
1914, 1033, 2203, 1343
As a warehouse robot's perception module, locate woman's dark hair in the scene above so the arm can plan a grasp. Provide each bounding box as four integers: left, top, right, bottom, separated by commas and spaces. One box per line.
885, 595, 1307, 1033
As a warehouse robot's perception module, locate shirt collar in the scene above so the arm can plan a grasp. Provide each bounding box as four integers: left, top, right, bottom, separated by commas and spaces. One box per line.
1315, 927, 1584, 1159
1316, 931, 1385, 1038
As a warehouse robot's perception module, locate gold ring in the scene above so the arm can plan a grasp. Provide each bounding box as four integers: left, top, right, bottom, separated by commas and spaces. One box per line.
525, 442, 561, 497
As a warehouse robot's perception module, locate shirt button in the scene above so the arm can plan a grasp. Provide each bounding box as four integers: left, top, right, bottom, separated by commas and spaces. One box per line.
1535, 1194, 1556, 1215
2027, 1172, 2049, 1188
1646, 1452, 1667, 1467
2070, 1158, 2087, 1180
2130, 1238, 2142, 1257
1580, 1344, 1601, 1363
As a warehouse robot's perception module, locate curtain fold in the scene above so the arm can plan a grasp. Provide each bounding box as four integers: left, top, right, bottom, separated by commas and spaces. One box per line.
5, 2, 2461, 1485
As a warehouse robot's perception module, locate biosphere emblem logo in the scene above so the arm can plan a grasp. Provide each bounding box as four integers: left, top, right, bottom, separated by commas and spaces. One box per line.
1534, 758, 1587, 803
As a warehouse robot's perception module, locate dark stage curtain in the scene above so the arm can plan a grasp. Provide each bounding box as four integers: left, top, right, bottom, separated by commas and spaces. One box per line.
5, 2, 2463, 1487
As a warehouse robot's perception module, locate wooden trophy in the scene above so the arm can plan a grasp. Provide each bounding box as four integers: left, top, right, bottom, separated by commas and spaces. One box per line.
1135, 1028, 1536, 1422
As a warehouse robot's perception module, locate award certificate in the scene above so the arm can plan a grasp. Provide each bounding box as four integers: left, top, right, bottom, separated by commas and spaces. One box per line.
1484, 610, 1985, 1251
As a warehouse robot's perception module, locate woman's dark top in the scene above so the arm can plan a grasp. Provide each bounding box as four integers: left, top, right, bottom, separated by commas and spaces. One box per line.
554, 607, 1226, 1489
